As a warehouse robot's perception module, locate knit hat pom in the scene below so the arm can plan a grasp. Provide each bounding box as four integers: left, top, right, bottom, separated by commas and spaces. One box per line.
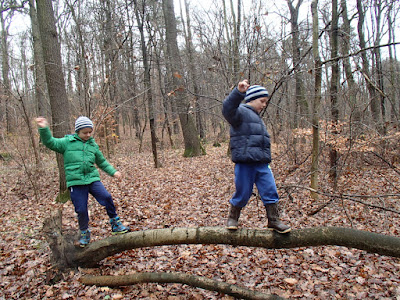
75, 116, 93, 132
244, 85, 269, 103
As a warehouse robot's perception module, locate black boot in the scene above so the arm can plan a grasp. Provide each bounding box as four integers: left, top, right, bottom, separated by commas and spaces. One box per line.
265, 203, 291, 234
226, 204, 242, 230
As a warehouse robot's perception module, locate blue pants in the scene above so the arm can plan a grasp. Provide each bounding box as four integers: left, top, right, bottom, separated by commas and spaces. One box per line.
230, 163, 279, 208
70, 181, 117, 231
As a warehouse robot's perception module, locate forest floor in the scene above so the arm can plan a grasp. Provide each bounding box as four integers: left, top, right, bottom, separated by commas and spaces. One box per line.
1, 134, 400, 299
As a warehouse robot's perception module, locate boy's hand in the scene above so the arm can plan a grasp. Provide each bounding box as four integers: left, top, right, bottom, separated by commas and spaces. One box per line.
238, 80, 250, 93
114, 171, 122, 180
35, 117, 49, 128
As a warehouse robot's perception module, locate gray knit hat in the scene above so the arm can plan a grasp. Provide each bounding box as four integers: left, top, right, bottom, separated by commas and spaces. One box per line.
244, 85, 269, 103
75, 116, 93, 132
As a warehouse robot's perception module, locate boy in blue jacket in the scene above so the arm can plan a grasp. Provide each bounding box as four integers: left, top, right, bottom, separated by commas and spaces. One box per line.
222, 80, 291, 233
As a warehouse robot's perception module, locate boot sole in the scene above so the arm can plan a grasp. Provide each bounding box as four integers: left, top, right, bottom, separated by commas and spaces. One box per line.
268, 227, 291, 234
226, 226, 238, 230
112, 229, 129, 235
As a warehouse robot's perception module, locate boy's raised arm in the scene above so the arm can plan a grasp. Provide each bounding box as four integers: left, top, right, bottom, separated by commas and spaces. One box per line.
35, 117, 67, 153
222, 80, 250, 126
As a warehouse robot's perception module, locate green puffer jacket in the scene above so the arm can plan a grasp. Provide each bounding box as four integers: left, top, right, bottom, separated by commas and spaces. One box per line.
39, 126, 117, 188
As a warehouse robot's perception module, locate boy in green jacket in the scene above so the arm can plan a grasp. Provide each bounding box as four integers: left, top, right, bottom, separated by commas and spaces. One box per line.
35, 116, 130, 247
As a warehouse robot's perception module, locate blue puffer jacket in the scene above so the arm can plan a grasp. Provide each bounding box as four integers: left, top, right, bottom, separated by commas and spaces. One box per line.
222, 87, 271, 163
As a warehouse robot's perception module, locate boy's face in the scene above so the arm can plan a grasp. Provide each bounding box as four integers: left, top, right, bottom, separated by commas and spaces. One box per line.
247, 97, 268, 114
78, 127, 93, 141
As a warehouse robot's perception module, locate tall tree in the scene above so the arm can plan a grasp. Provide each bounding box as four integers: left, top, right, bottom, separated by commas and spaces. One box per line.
372, 0, 386, 134
123, 0, 142, 139
162, 0, 204, 157
286, 0, 306, 128
66, 0, 91, 116
310, 0, 321, 200
357, 0, 381, 130
231, 0, 241, 82
29, 0, 49, 118
0, 3, 12, 133
36, 0, 71, 195
133, 0, 160, 168
340, 0, 360, 124
386, 0, 400, 125
329, 0, 339, 187
101, 0, 121, 141
182, 0, 205, 139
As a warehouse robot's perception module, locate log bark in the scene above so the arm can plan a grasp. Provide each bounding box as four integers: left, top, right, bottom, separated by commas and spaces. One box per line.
63, 226, 400, 268
80, 271, 283, 300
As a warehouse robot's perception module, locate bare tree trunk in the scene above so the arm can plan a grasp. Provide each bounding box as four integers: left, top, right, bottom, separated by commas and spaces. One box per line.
310, 0, 321, 200
133, 0, 160, 168
340, 0, 360, 124
222, 0, 233, 81
153, 38, 174, 148
372, 0, 386, 134
66, 0, 91, 116
36, 0, 71, 195
287, 0, 305, 128
0, 9, 12, 133
162, 0, 204, 157
386, 0, 399, 126
183, 0, 205, 139
356, 0, 381, 129
231, 0, 241, 82
329, 0, 339, 187
102, 0, 121, 142
122, 0, 142, 139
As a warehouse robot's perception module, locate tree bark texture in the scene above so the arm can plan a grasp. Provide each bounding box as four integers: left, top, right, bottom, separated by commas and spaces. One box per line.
36, 0, 71, 192
310, 0, 321, 200
183, 0, 205, 139
1, 9, 12, 133
287, 0, 306, 128
42, 209, 77, 269
356, 0, 381, 128
80, 271, 283, 300
162, 0, 203, 157
329, 0, 339, 187
133, 0, 160, 168
29, 0, 50, 118
340, 0, 360, 123
44, 225, 400, 268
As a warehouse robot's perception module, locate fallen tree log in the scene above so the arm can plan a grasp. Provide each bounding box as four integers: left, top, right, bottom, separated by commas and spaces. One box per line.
80, 271, 284, 300
43, 213, 400, 298
64, 226, 400, 267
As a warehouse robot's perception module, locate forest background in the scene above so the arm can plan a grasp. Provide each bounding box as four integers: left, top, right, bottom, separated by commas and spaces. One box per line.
1, 0, 400, 299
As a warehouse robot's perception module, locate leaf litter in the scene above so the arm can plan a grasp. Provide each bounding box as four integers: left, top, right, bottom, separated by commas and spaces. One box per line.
1, 137, 400, 299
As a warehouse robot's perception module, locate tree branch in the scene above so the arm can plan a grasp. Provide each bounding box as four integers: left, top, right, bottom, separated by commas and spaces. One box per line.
283, 184, 400, 215
321, 42, 400, 66
80, 271, 284, 300
370, 151, 400, 176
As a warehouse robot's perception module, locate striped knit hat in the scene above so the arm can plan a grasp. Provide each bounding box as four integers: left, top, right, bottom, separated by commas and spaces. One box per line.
244, 85, 269, 103
75, 116, 93, 132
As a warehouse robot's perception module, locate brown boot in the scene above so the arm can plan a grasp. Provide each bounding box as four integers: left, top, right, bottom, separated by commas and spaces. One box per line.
226, 204, 241, 230
265, 203, 291, 234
